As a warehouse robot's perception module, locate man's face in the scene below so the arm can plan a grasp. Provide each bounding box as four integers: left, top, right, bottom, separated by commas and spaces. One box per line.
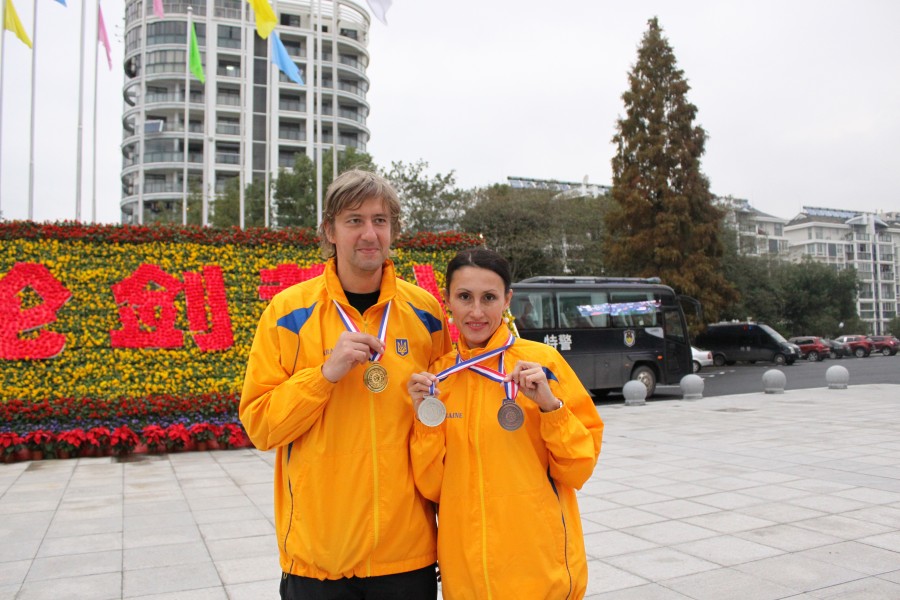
326, 196, 393, 279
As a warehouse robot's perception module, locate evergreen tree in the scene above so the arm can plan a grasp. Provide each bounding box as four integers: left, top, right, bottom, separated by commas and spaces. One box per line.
604, 17, 736, 322
384, 160, 471, 233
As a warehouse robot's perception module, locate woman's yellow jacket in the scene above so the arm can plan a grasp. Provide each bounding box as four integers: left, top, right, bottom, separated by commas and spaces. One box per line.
410, 325, 603, 599
240, 259, 452, 579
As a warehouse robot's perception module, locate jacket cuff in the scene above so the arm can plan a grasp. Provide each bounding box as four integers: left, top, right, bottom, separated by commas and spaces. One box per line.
540, 402, 569, 426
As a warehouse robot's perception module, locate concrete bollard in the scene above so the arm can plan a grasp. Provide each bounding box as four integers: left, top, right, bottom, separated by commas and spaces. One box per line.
680, 374, 704, 400
763, 369, 786, 394
623, 380, 647, 406
826, 365, 849, 389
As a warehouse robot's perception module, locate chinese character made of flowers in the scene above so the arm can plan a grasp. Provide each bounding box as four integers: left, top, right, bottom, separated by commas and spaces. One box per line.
0, 263, 73, 360
109, 263, 234, 352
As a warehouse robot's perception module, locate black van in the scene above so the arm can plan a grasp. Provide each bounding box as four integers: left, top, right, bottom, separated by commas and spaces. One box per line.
694, 322, 799, 366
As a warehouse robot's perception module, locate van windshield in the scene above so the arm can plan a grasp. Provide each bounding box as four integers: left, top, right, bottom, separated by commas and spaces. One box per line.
759, 324, 788, 344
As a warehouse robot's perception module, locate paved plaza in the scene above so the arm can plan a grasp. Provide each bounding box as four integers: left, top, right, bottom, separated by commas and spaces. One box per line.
2, 383, 900, 599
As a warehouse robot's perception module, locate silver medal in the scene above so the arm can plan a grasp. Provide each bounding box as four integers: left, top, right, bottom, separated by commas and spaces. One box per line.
417, 395, 446, 427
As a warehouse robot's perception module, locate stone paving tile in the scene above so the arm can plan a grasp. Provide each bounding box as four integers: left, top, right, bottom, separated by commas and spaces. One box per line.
25, 550, 122, 582
36, 532, 122, 558
122, 541, 212, 571
734, 501, 828, 525
226, 579, 282, 600
587, 582, 693, 599
621, 520, 719, 546
639, 499, 720, 520
734, 524, 843, 552
124, 588, 228, 600
806, 577, 900, 599
733, 554, 868, 593
796, 541, 900, 576
583, 560, 651, 595
663, 567, 800, 600
673, 534, 786, 566
122, 562, 222, 598
792, 514, 894, 541
15, 572, 121, 600
205, 535, 278, 562
583, 506, 667, 529
603, 547, 719, 581
682, 510, 776, 534
584, 530, 659, 559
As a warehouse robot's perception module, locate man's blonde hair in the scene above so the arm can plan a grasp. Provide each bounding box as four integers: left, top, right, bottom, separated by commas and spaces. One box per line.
318, 169, 402, 259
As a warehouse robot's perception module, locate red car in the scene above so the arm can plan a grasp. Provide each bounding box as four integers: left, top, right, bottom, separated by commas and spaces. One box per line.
835, 335, 875, 358
868, 336, 899, 356
788, 336, 829, 361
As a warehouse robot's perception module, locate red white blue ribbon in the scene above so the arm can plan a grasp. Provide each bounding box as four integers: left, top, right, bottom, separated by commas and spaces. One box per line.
333, 299, 392, 362
428, 334, 516, 396
469, 350, 519, 400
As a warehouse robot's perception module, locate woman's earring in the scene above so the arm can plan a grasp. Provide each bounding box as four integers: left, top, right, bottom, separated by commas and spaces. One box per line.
447, 311, 454, 324
502, 316, 509, 324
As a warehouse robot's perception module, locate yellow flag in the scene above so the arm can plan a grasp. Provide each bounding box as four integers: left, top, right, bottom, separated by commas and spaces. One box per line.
246, 0, 276, 39
4, 0, 33, 49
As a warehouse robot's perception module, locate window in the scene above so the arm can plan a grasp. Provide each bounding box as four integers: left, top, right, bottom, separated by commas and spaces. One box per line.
144, 120, 164, 133
510, 293, 554, 330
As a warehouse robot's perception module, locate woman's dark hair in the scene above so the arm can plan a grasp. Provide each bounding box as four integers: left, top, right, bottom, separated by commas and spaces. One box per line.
445, 248, 512, 293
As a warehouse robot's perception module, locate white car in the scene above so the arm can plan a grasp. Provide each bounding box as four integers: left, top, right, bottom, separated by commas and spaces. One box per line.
692, 346, 713, 373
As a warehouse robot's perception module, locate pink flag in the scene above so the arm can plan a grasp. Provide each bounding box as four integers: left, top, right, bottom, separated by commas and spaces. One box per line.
97, 3, 112, 70
153, 0, 164, 18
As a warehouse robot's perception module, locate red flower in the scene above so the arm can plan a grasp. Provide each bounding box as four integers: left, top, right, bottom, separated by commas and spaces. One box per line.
110, 425, 139, 453
0, 432, 24, 455
165, 423, 191, 450
56, 428, 87, 452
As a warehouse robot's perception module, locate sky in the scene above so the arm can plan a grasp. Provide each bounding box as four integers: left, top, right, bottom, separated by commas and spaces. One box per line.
1, 0, 899, 225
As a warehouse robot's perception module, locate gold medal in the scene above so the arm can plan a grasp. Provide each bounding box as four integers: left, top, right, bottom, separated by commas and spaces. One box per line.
417, 395, 446, 427
497, 398, 524, 431
364, 362, 388, 393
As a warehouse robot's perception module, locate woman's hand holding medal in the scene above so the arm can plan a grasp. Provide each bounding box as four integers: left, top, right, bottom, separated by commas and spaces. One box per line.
322, 332, 386, 383
409, 372, 446, 427
505, 361, 562, 413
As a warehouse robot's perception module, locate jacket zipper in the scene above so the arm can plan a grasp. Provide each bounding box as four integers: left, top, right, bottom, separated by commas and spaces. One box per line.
548, 473, 572, 599
475, 392, 492, 599
283, 442, 295, 574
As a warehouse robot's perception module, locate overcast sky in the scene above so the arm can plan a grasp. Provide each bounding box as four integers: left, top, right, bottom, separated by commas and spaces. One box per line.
1, 0, 899, 225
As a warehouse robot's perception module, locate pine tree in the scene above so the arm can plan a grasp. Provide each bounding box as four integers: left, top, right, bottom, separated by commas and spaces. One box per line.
603, 17, 736, 322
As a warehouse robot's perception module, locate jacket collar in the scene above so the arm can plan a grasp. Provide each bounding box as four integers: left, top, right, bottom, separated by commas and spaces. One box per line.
324, 258, 397, 308
456, 323, 515, 362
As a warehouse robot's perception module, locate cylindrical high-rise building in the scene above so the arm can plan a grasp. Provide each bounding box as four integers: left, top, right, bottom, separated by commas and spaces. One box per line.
120, 0, 371, 225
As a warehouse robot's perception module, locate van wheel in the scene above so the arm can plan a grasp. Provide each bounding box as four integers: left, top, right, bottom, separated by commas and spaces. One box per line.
713, 354, 726, 367
773, 353, 786, 365
806, 351, 819, 362
631, 366, 657, 397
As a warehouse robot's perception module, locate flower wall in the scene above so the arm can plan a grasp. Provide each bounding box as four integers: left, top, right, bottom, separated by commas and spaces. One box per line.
0, 222, 479, 458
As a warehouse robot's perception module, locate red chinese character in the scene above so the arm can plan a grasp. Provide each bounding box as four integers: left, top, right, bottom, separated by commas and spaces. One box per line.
0, 263, 73, 360
110, 264, 184, 349
110, 264, 235, 352
184, 265, 234, 352
258, 263, 325, 299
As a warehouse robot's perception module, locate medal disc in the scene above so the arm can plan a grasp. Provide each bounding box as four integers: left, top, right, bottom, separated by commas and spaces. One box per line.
497, 399, 524, 431
363, 363, 388, 393
417, 395, 446, 427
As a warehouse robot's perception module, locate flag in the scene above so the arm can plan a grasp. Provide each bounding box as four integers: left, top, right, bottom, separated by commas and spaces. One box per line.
3, 0, 32, 48
364, 0, 391, 25
246, 0, 276, 39
271, 32, 303, 85
188, 21, 205, 83
97, 3, 112, 70
54, 0, 67, 6
153, 0, 164, 18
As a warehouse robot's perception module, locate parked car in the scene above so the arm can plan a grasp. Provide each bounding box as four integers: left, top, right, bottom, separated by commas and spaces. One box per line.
694, 322, 799, 366
788, 336, 829, 361
821, 338, 852, 359
868, 335, 900, 356
691, 346, 713, 373
834, 335, 874, 358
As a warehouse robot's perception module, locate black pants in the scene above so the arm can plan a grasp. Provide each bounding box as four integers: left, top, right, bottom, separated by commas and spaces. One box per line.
280, 563, 438, 600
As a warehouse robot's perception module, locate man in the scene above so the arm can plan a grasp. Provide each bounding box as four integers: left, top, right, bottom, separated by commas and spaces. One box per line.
240, 170, 452, 599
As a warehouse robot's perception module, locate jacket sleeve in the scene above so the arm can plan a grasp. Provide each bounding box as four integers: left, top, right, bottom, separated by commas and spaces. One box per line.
239, 302, 335, 451
539, 351, 604, 490
409, 418, 446, 503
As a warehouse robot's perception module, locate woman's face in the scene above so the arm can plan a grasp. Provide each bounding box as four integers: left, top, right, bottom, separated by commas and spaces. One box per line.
445, 266, 512, 349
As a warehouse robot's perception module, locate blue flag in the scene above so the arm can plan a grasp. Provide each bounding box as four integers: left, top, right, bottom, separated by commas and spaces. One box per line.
271, 32, 303, 85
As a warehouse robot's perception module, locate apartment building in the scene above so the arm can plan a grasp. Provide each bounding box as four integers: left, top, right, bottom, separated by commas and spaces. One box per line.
717, 197, 790, 257
120, 0, 371, 224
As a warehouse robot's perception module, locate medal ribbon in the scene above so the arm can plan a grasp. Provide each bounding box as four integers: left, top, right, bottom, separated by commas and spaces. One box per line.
332, 299, 392, 362
428, 334, 516, 395
469, 350, 519, 400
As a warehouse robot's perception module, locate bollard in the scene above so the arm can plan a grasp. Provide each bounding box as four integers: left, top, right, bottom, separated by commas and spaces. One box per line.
623, 380, 647, 406
680, 374, 704, 400
762, 369, 786, 394
826, 365, 849, 389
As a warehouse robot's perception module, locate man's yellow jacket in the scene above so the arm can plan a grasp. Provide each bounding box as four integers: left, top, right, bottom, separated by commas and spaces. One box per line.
240, 259, 452, 579
410, 325, 604, 599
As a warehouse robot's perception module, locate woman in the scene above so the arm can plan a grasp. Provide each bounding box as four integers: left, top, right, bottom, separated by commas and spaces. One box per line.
408, 248, 604, 599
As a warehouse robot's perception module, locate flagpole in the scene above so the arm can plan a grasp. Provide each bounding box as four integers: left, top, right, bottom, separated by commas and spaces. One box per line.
238, 0, 246, 229
27, 0, 39, 220
315, 0, 322, 226
137, 0, 148, 225
202, 0, 211, 227
91, 1, 101, 223
75, 0, 88, 221
264, 0, 276, 229
330, 0, 337, 180
183, 6, 192, 225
